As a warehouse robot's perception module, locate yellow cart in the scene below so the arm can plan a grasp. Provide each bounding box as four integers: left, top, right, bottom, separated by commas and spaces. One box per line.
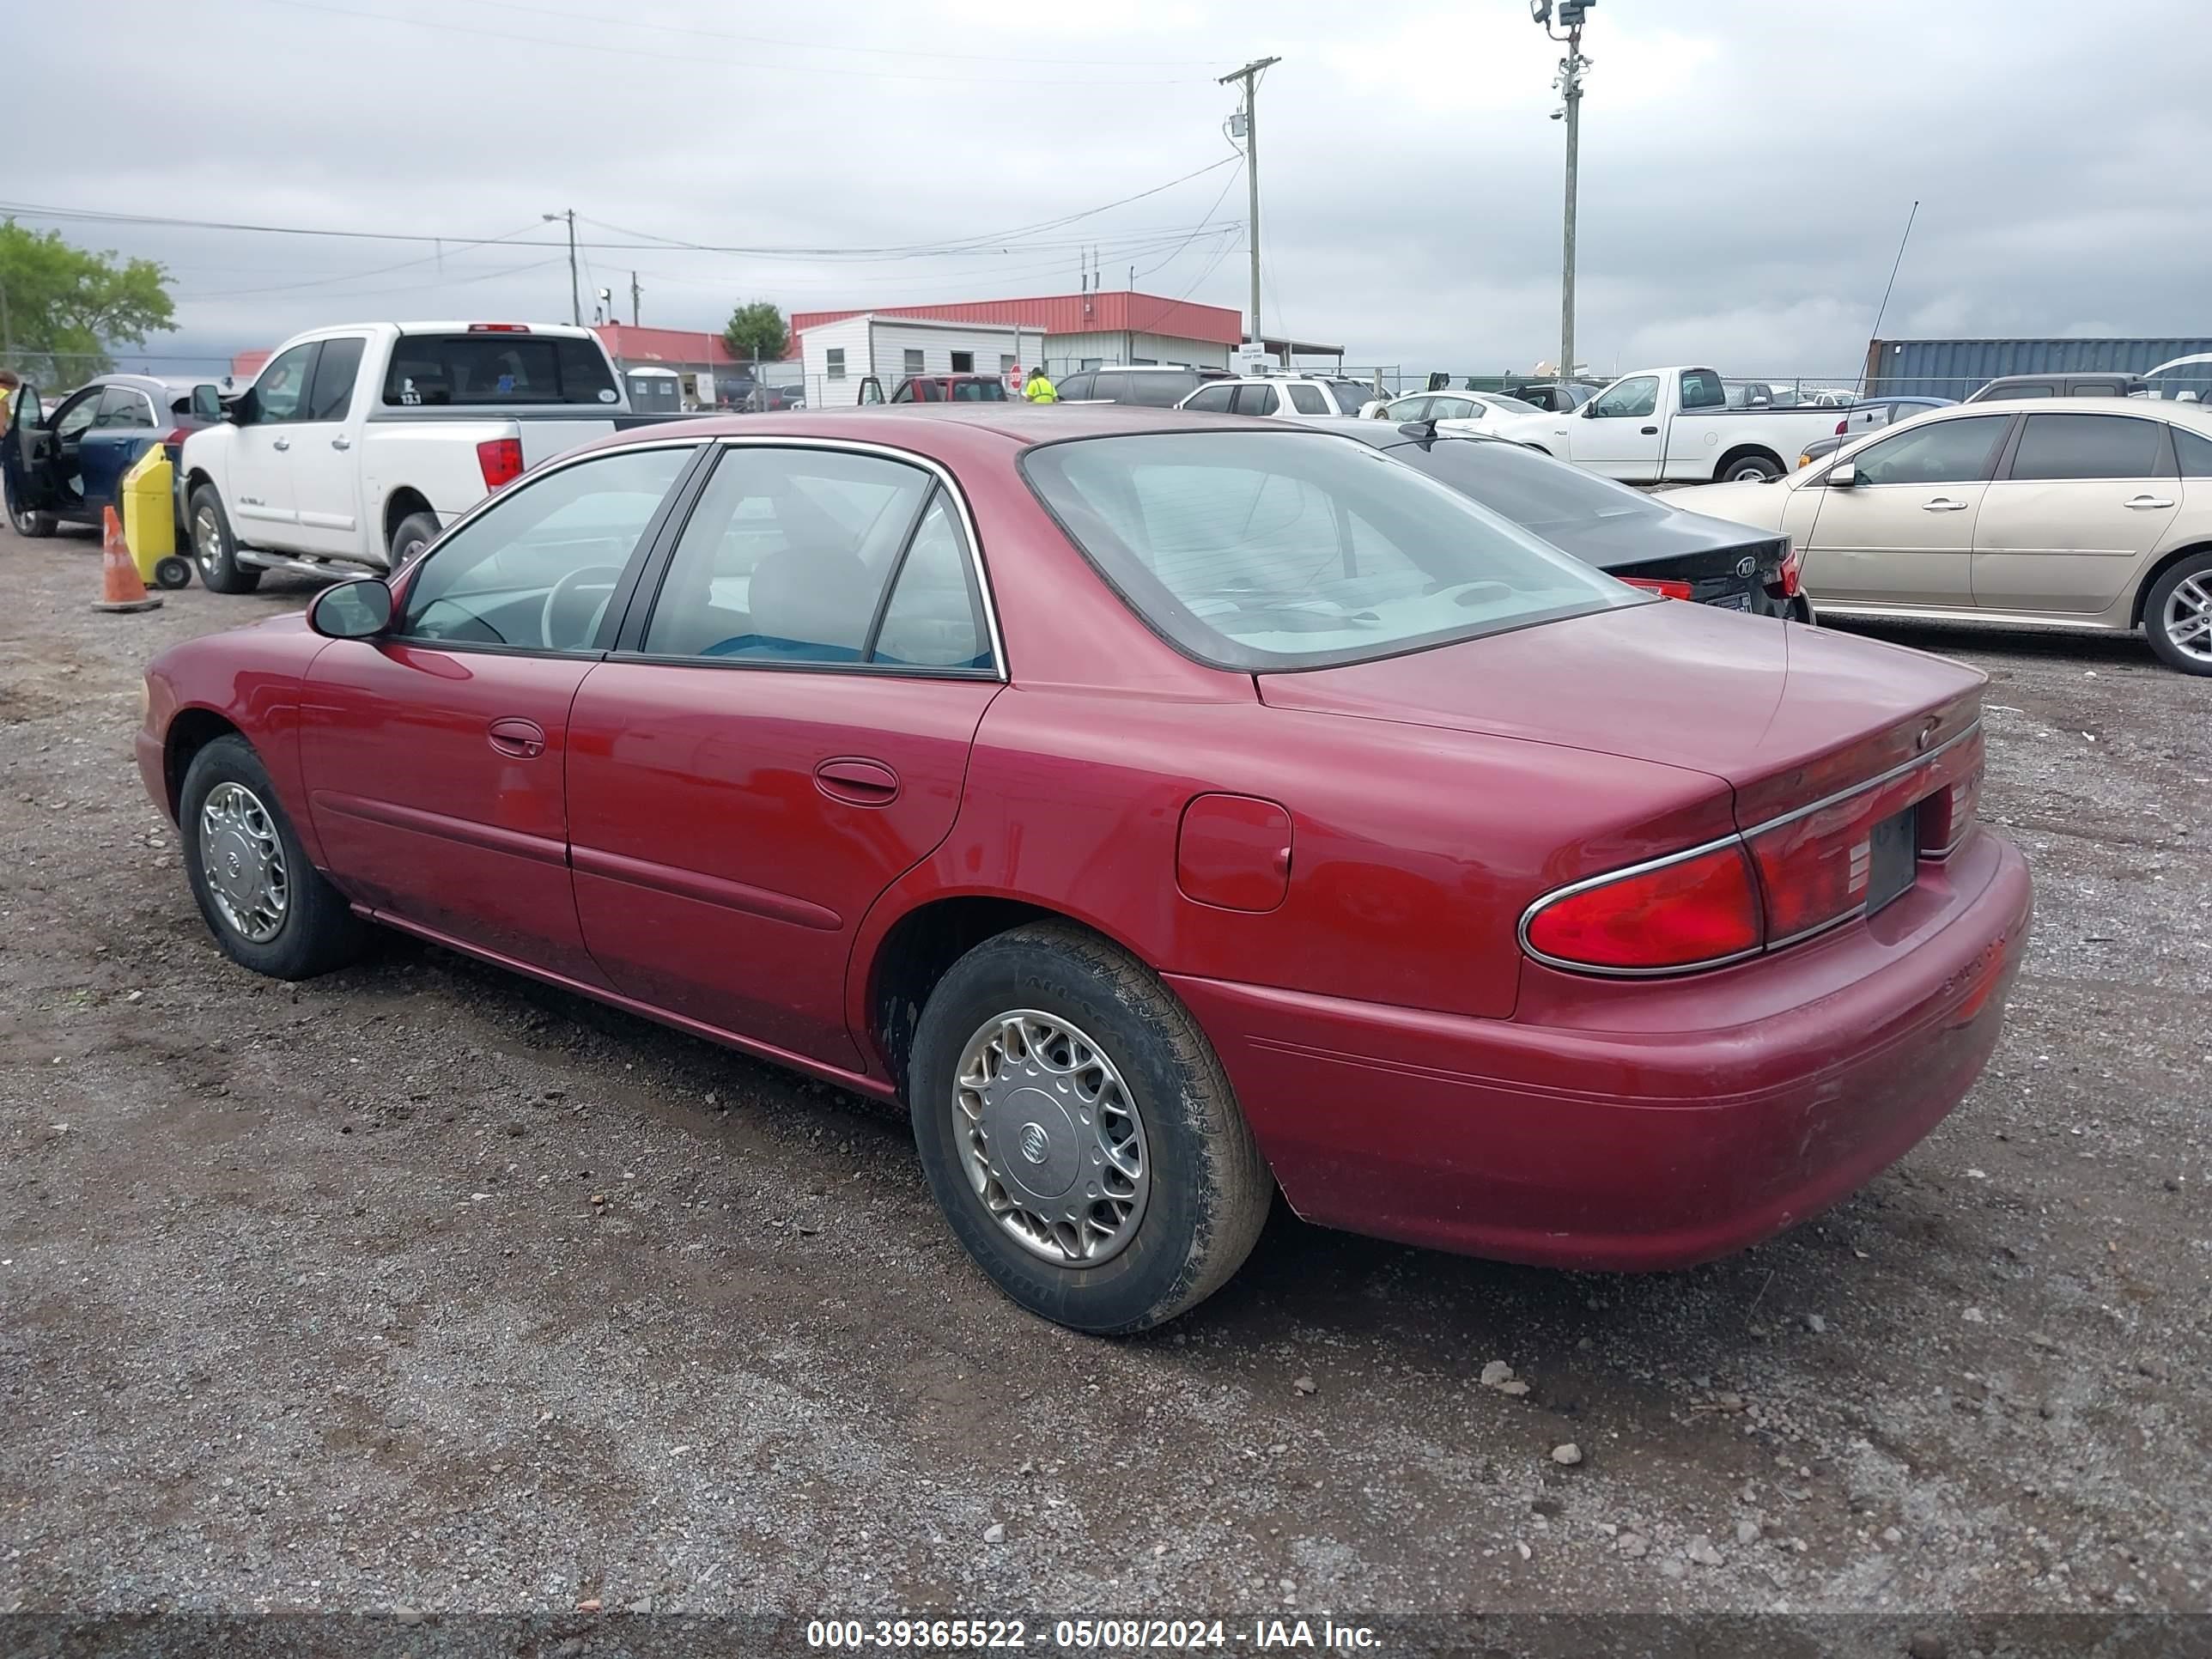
120, 448, 193, 590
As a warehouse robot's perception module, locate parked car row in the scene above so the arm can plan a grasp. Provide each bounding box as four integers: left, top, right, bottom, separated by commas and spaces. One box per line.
137, 402, 2029, 1333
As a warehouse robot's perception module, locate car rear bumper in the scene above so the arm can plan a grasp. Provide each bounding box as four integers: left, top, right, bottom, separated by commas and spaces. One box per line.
1167, 829, 2031, 1270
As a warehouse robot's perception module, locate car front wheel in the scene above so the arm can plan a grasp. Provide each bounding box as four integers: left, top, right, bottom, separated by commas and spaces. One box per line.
5, 477, 56, 538
179, 734, 368, 979
189, 485, 260, 593
908, 922, 1273, 1334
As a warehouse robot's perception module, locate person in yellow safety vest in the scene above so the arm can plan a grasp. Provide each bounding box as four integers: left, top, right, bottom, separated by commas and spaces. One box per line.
0, 368, 19, 430
1022, 367, 1058, 404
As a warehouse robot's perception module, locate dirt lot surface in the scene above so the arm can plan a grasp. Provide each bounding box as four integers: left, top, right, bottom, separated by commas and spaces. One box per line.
2, 519, 2207, 1633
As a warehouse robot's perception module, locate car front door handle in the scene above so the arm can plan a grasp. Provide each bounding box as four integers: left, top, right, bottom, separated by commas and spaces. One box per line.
1921, 497, 1969, 511
331, 434, 352, 451
2124, 495, 2174, 509
1640, 425, 1658, 435
487, 717, 546, 758
270, 436, 290, 452
814, 757, 900, 805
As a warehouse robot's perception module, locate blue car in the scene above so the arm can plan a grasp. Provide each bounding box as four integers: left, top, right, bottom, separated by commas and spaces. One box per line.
3, 373, 223, 541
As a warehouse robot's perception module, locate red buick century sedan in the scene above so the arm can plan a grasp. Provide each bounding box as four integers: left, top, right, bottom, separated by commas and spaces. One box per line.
137, 407, 2032, 1332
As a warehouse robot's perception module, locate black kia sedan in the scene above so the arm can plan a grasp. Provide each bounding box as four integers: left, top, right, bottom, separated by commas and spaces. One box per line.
1310, 418, 1810, 621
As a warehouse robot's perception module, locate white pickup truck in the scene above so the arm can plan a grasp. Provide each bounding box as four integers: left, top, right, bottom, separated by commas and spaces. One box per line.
179, 321, 678, 592
1488, 366, 1891, 485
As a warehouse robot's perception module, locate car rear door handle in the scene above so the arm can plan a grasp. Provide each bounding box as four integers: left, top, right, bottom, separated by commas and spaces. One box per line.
814, 757, 899, 805
487, 717, 546, 758
1921, 497, 1970, 511
270, 436, 290, 452
2124, 495, 2174, 508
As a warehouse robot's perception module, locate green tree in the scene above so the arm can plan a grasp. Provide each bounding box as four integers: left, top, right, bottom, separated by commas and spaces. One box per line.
0, 220, 176, 385
721, 300, 787, 366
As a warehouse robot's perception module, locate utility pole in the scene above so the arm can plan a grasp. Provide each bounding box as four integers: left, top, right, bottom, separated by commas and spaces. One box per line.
1219, 55, 1281, 354
1532, 3, 1592, 384
543, 209, 580, 326
629, 270, 641, 327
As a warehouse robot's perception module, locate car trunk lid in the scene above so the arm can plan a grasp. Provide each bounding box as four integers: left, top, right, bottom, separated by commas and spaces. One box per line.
1255, 598, 1984, 834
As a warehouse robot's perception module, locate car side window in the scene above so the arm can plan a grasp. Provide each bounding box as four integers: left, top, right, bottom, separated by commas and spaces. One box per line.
1388, 397, 1431, 422
305, 337, 367, 423
252, 343, 318, 423
1589, 376, 1659, 419
53, 388, 103, 440
1182, 383, 1233, 413
397, 445, 696, 652
1090, 372, 1131, 404
638, 446, 933, 665
2006, 413, 2170, 482
1678, 369, 1727, 410
92, 386, 157, 428
1058, 373, 1095, 400
1286, 384, 1328, 415
1847, 416, 2011, 486
871, 492, 993, 670
1233, 384, 1279, 416
1127, 372, 1195, 409
2172, 425, 2212, 477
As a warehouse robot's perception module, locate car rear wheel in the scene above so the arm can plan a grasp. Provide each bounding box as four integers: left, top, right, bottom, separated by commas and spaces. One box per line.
2144, 550, 2212, 675
1718, 451, 1784, 483
388, 510, 440, 569
908, 922, 1273, 1334
189, 485, 260, 593
179, 735, 368, 979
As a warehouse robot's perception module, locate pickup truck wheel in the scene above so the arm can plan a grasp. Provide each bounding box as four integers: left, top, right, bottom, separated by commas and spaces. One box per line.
908, 922, 1273, 1334
1717, 451, 1784, 483
2143, 550, 2212, 675
179, 735, 369, 979
388, 510, 440, 568
188, 485, 260, 593
5, 479, 55, 538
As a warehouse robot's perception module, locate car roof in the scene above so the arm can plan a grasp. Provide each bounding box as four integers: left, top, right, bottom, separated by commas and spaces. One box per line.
592, 404, 1286, 455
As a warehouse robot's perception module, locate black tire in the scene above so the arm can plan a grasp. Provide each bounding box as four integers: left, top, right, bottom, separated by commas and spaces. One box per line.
1717, 450, 1784, 483
187, 484, 260, 593
908, 922, 1273, 1334
179, 734, 368, 980
153, 555, 193, 590
2143, 550, 2212, 676
387, 509, 440, 569
5, 477, 56, 538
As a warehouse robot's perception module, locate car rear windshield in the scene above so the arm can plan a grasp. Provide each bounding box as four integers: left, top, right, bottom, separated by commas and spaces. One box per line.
1382, 436, 1665, 534
1022, 430, 1638, 672
383, 333, 619, 407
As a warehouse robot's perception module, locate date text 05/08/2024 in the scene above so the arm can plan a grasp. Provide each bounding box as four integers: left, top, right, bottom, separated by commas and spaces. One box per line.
805, 1618, 1382, 1650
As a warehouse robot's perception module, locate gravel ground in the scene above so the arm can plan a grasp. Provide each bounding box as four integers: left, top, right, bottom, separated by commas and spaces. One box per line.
1, 518, 2207, 1633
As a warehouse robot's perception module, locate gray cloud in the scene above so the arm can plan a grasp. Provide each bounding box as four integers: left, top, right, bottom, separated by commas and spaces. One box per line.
9, 0, 2209, 381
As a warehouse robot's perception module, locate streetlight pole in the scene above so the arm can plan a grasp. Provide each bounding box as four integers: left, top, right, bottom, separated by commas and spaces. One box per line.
544, 210, 580, 326
1218, 56, 1281, 355
1532, 3, 1593, 384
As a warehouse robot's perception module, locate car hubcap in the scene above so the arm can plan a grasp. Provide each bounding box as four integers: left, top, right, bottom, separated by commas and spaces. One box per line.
952, 1010, 1150, 1267
2163, 575, 2212, 664
193, 507, 221, 573
198, 781, 288, 943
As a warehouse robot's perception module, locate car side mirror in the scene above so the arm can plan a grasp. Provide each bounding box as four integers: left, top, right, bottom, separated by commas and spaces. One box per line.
1827, 463, 1858, 488
307, 577, 394, 640
191, 386, 222, 421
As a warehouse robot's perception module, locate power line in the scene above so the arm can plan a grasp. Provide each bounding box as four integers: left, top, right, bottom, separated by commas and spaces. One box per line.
174, 224, 543, 298
257, 0, 1213, 85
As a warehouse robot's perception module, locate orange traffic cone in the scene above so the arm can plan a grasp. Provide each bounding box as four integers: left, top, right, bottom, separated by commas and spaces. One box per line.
94, 506, 161, 613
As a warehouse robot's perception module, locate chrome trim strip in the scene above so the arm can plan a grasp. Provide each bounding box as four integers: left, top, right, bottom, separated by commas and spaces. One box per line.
1738, 718, 1982, 840
1516, 833, 1763, 978
1519, 717, 1984, 978
709, 433, 1010, 683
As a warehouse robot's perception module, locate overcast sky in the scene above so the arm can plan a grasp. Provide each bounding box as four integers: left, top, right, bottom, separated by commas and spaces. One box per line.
10, 0, 2212, 380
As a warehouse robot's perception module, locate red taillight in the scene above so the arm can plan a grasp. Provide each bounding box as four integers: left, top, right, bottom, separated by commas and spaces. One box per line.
1522, 842, 1763, 973
467, 323, 532, 333
1917, 762, 1982, 857
1621, 575, 1695, 600
1834, 417, 1848, 435
1769, 544, 1802, 599
477, 438, 524, 491
1744, 799, 1886, 945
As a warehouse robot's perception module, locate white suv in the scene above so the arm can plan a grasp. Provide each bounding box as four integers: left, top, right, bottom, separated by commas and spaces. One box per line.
1176, 375, 1378, 420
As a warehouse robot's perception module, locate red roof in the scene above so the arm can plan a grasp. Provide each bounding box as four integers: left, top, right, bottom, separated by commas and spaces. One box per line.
790, 291, 1243, 348
593, 324, 752, 365
232, 349, 271, 380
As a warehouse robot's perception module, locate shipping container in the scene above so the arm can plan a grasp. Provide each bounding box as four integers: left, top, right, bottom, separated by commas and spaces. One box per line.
1864, 337, 2212, 401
